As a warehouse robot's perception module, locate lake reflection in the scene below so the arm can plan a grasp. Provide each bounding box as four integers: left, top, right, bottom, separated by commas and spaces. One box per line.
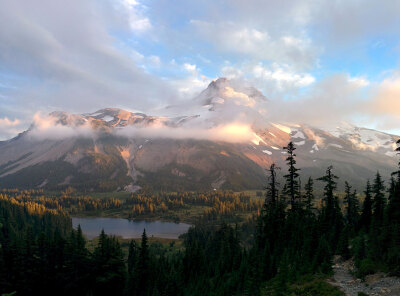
72, 217, 191, 239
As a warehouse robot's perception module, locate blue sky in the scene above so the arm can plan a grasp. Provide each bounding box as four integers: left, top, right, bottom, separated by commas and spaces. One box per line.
0, 0, 400, 139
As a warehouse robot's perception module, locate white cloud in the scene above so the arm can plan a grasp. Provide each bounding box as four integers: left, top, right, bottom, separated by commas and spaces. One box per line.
362, 74, 400, 132
165, 62, 212, 99
252, 63, 315, 89
117, 123, 257, 143
0, 0, 177, 124
27, 112, 259, 144
0, 117, 25, 140
221, 62, 315, 97
191, 20, 318, 70
348, 76, 370, 88
183, 63, 197, 73
0, 118, 20, 126
120, 0, 151, 32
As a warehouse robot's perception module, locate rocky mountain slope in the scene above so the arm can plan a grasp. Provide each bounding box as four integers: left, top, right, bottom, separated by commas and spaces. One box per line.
0, 78, 398, 192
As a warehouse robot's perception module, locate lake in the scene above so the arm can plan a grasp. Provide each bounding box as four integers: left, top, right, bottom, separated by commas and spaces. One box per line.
72, 217, 191, 239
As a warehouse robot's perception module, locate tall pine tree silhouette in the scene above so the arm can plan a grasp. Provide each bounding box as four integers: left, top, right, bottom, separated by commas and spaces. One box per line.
282, 142, 300, 209
359, 180, 372, 233
372, 171, 385, 223
304, 177, 315, 212
265, 163, 280, 204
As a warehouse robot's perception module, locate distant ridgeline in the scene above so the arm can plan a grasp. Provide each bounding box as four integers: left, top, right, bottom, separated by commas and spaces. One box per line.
0, 140, 399, 296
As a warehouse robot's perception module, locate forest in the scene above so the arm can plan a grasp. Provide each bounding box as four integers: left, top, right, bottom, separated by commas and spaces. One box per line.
0, 188, 263, 224
0, 139, 399, 296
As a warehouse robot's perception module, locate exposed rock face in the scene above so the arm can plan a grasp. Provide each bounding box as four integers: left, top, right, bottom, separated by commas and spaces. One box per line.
0, 78, 398, 191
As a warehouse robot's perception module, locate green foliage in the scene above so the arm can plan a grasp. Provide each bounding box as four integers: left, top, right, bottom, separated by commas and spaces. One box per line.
357, 258, 377, 278
1, 140, 400, 295
359, 180, 372, 233
262, 275, 344, 296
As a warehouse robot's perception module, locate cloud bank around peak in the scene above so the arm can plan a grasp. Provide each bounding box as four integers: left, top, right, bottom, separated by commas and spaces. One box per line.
27, 112, 260, 144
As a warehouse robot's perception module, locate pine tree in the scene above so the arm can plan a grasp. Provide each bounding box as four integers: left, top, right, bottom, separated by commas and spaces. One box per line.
93, 230, 126, 296
282, 142, 301, 209
265, 163, 280, 204
359, 180, 372, 233
388, 176, 396, 201
128, 240, 138, 274
344, 182, 359, 231
317, 166, 343, 249
372, 171, 385, 223
304, 177, 314, 212
393, 139, 400, 183
134, 229, 150, 296
317, 166, 339, 214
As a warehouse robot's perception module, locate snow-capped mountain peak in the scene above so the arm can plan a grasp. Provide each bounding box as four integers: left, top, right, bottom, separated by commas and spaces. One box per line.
195, 77, 267, 108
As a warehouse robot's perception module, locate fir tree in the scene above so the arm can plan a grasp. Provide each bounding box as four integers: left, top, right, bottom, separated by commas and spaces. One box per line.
344, 182, 359, 231
265, 163, 280, 204
135, 229, 150, 296
359, 180, 372, 233
304, 177, 315, 212
372, 171, 385, 223
393, 139, 400, 183
317, 166, 343, 249
282, 142, 301, 209
317, 166, 339, 214
388, 176, 396, 201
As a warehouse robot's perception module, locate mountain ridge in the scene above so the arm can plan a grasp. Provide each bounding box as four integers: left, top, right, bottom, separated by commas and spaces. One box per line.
0, 78, 398, 192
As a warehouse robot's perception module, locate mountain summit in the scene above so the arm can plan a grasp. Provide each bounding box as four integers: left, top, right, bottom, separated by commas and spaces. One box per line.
0, 79, 398, 191
195, 77, 267, 108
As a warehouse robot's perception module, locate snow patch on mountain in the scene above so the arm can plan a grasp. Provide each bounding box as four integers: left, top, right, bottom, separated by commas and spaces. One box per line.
272, 123, 291, 134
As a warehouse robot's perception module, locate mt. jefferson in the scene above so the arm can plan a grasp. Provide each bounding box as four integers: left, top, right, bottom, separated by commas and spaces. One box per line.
0, 78, 398, 191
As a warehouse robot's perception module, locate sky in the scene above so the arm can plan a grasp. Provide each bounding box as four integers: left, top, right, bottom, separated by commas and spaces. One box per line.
0, 0, 400, 140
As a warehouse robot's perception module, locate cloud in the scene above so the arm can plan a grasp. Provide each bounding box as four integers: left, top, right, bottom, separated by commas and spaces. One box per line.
117, 123, 258, 143
221, 62, 315, 98
27, 113, 94, 140
364, 75, 400, 131
167, 62, 212, 99
0, 0, 177, 127
265, 74, 367, 126
27, 112, 259, 144
0, 118, 20, 127
307, 0, 400, 47
119, 0, 152, 32
191, 21, 318, 70
0, 117, 25, 140
1, 0, 400, 141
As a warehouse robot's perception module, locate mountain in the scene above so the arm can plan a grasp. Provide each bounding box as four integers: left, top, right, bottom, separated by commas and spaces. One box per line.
0, 78, 398, 192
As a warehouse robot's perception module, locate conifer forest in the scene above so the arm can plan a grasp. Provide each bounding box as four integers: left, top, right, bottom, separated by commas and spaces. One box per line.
1, 140, 400, 295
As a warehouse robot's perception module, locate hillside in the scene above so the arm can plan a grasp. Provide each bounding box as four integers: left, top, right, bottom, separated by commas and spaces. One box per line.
0, 78, 398, 192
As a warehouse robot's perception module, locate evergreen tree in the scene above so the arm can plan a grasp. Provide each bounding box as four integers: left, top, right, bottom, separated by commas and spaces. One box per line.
317, 166, 343, 250
265, 163, 280, 204
372, 171, 385, 223
344, 181, 359, 232
93, 230, 126, 296
282, 142, 301, 209
304, 177, 315, 212
393, 139, 400, 183
135, 229, 150, 296
127, 240, 138, 274
317, 166, 339, 215
359, 180, 372, 233
388, 176, 396, 201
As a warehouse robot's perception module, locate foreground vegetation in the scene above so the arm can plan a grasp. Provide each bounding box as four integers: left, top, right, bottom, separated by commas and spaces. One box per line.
0, 139, 399, 295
